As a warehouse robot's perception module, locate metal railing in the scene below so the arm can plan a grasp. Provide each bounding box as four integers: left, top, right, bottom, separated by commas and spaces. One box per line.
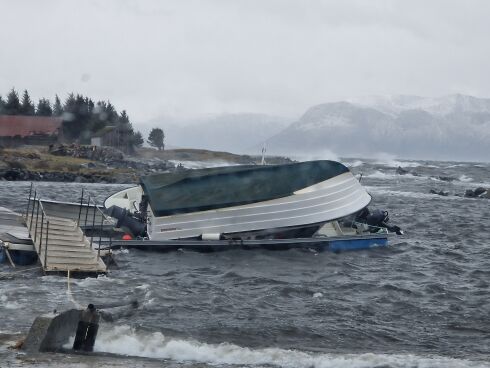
25, 183, 50, 268
77, 189, 113, 261
25, 183, 112, 268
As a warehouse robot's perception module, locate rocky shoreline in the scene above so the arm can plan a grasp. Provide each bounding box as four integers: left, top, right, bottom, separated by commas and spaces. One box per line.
396, 166, 490, 199
0, 145, 174, 184
0, 145, 293, 184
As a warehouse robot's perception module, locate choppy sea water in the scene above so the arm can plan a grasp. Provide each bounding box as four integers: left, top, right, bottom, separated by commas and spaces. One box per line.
1, 158, 489, 368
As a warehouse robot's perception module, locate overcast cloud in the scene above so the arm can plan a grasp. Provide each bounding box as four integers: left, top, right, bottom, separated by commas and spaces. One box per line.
1, 0, 489, 124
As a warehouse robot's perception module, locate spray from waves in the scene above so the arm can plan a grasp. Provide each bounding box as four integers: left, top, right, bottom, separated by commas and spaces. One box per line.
347, 160, 364, 168
375, 160, 421, 168
459, 174, 473, 182
364, 170, 423, 180
93, 325, 488, 368
364, 187, 467, 201
370, 153, 422, 168
0, 293, 21, 310
290, 149, 339, 162
169, 160, 240, 169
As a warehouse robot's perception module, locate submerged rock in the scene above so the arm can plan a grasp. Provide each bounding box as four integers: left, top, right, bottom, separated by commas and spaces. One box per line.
396, 166, 409, 175
464, 187, 488, 198
437, 175, 456, 182
430, 189, 449, 196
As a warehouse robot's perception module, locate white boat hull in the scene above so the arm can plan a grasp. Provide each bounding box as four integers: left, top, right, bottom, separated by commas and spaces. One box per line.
105, 172, 371, 240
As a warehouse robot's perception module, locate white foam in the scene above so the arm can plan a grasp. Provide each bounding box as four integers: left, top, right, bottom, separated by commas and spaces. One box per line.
365, 187, 468, 201
371, 153, 421, 168
94, 325, 489, 368
313, 292, 323, 298
364, 170, 424, 180
292, 150, 339, 162
459, 174, 473, 182
364, 170, 397, 180
365, 170, 423, 180
169, 160, 239, 169
0, 294, 21, 310
377, 160, 421, 168
347, 160, 364, 168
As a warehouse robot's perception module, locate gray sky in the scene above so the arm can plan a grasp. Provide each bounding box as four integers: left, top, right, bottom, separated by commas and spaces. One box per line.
1, 0, 489, 124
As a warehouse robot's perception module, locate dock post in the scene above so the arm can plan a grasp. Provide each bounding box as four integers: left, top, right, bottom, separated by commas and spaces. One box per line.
98, 214, 103, 261
90, 203, 96, 249
25, 182, 33, 219
44, 221, 49, 268
34, 199, 40, 244
29, 191, 37, 232
39, 211, 44, 253
84, 195, 90, 227
77, 188, 84, 225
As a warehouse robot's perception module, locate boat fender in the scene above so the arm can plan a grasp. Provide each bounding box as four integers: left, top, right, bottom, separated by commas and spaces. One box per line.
201, 233, 222, 241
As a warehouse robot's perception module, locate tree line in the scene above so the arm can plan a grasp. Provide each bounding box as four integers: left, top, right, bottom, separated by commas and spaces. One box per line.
0, 88, 166, 152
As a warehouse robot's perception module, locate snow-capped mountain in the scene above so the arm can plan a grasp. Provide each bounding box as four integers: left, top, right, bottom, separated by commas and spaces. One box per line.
266, 94, 490, 161
350, 94, 490, 116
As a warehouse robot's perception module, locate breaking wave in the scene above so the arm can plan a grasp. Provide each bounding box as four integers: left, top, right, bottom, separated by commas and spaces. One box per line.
93, 325, 488, 368
364, 170, 422, 180
364, 187, 467, 201
372, 154, 422, 168
458, 174, 473, 182
169, 160, 240, 169
0, 293, 21, 310
347, 160, 364, 168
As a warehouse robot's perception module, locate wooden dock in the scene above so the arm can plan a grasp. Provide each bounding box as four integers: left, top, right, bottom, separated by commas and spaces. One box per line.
25, 212, 106, 273
0, 185, 108, 275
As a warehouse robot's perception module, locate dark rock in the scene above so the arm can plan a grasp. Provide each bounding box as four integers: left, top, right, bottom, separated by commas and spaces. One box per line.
396, 166, 409, 175
438, 176, 456, 182
430, 189, 449, 196
474, 187, 487, 197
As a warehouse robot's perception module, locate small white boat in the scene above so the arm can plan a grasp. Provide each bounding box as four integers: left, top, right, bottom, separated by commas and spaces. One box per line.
104, 160, 372, 241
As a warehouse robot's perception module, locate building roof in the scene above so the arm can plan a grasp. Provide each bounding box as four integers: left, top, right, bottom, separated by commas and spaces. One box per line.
92, 125, 116, 138
0, 115, 63, 137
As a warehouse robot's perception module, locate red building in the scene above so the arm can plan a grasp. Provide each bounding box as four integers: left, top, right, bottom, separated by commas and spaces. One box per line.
0, 115, 63, 145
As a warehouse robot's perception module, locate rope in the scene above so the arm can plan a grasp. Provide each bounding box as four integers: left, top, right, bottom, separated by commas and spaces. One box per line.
66, 270, 83, 309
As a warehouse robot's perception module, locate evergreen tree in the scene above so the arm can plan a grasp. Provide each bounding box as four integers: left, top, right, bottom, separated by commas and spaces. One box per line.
53, 95, 63, 116
4, 88, 21, 115
0, 95, 5, 115
147, 128, 165, 150
62, 93, 95, 142
133, 131, 144, 147
36, 98, 53, 116
116, 109, 136, 153
20, 90, 35, 115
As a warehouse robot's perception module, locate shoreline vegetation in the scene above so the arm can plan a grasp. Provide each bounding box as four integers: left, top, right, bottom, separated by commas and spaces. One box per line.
0, 88, 293, 184
0, 145, 294, 184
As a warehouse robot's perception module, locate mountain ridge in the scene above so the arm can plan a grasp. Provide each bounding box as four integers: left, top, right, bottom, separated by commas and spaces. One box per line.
266, 94, 490, 161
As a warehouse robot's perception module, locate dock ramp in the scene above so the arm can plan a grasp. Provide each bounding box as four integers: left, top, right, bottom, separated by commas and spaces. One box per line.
24, 185, 107, 274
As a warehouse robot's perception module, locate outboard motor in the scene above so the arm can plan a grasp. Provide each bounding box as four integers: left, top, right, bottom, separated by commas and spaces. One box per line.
356, 208, 403, 235
105, 205, 147, 237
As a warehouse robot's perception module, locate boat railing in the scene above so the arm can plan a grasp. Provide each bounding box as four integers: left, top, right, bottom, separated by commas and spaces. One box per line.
77, 189, 113, 260
24, 183, 50, 268
352, 221, 389, 234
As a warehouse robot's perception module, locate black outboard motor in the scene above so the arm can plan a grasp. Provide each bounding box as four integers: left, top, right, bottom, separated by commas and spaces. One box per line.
356, 208, 403, 235
105, 205, 147, 237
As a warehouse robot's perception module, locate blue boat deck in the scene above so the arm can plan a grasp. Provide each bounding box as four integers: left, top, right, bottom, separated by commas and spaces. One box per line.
100, 233, 389, 253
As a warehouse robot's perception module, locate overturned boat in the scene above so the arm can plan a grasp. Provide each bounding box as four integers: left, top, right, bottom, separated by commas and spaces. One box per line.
104, 160, 376, 242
